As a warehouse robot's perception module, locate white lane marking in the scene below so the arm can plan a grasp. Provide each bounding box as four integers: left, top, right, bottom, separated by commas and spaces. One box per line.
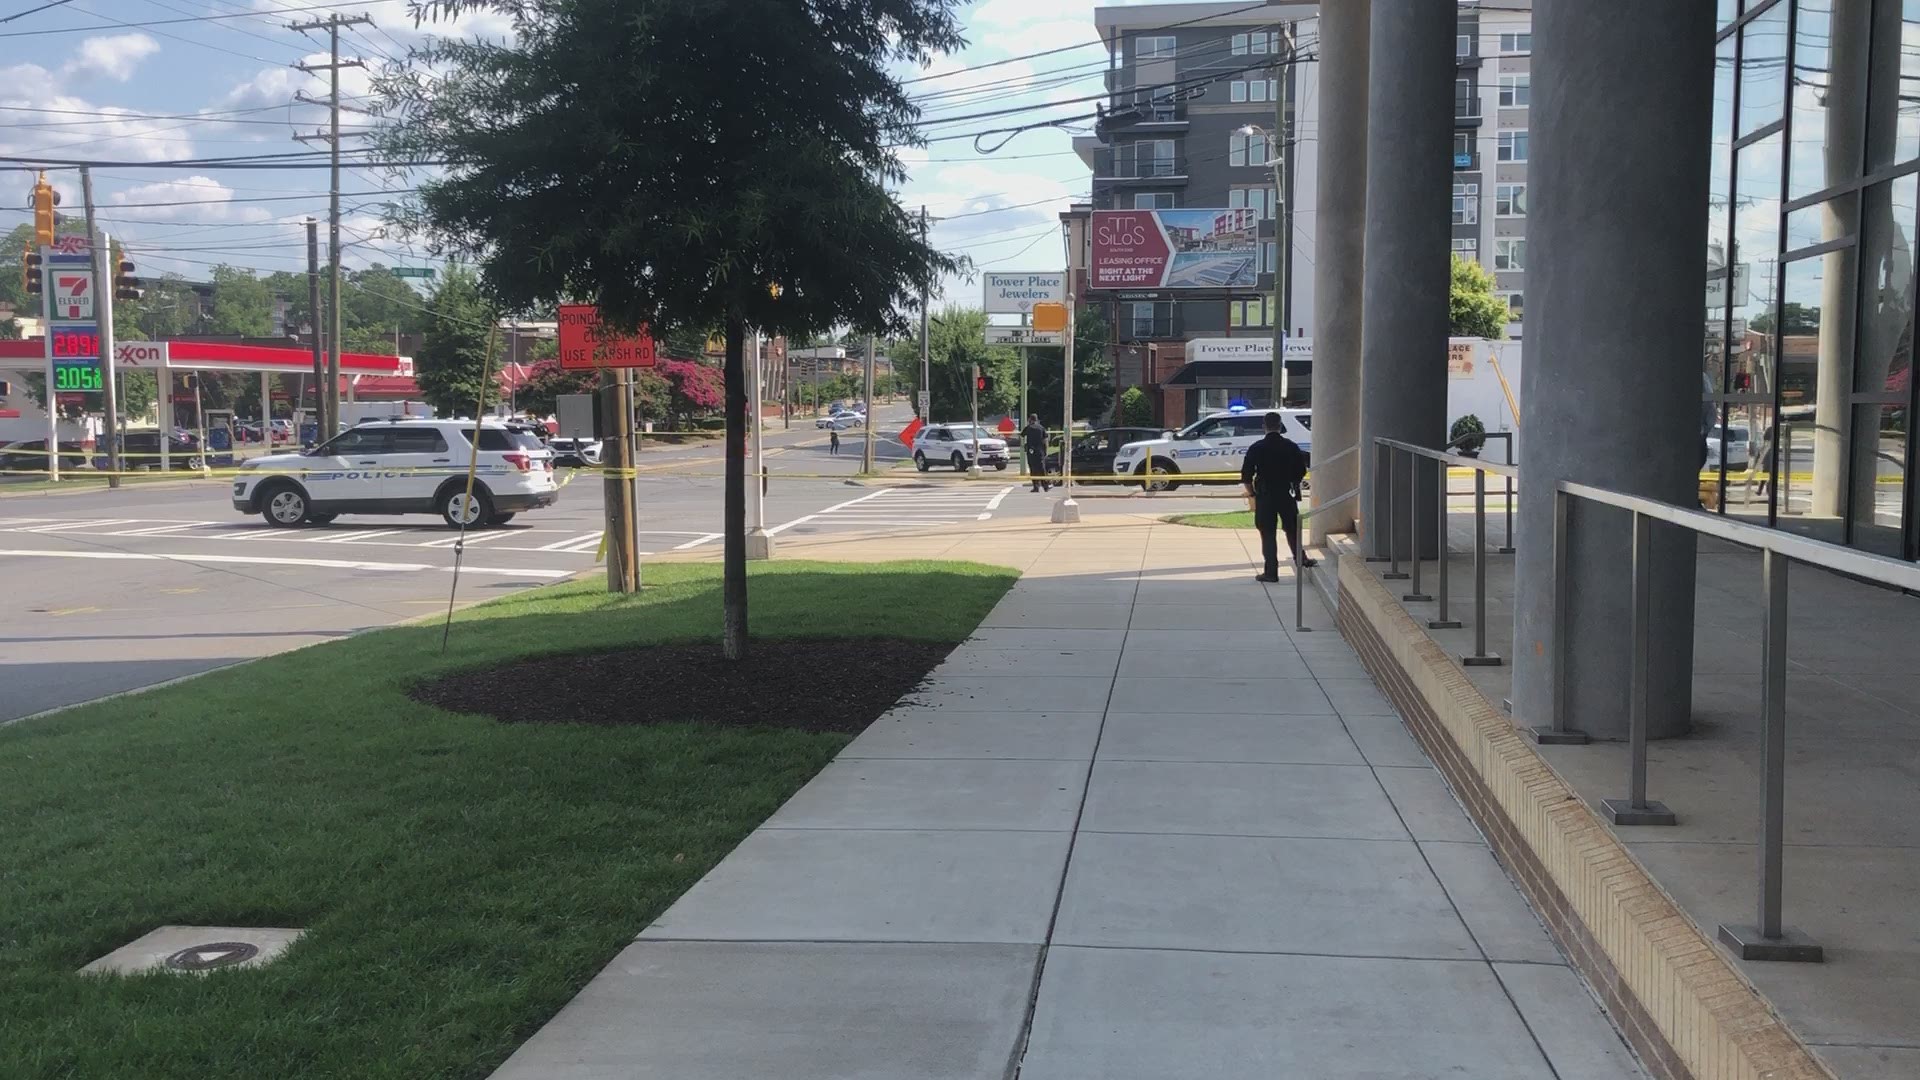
671, 532, 722, 550
0, 548, 572, 578
765, 488, 892, 536
422, 531, 507, 548
560, 536, 606, 554
24, 518, 139, 533
538, 531, 604, 551
105, 521, 220, 536
319, 528, 404, 543
983, 485, 1016, 516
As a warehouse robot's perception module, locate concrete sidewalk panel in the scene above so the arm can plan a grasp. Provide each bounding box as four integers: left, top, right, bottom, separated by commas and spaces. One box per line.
1419, 841, 1563, 964
979, 602, 1133, 629
932, 646, 1120, 678
908, 675, 1114, 713
1112, 646, 1311, 679
1316, 676, 1398, 716
1097, 712, 1364, 765
1054, 832, 1478, 959
489, 941, 1039, 1080
1111, 628, 1293, 652
1493, 962, 1645, 1080
965, 627, 1127, 651
1081, 761, 1409, 840
766, 758, 1085, 831
1339, 715, 1432, 767
1107, 676, 1332, 715
1019, 947, 1557, 1080
1374, 766, 1482, 843
1129, 603, 1283, 631
641, 829, 1069, 944
843, 709, 1104, 761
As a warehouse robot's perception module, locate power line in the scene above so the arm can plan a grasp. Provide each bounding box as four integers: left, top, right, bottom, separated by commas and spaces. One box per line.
900, 0, 1271, 86
0, 0, 75, 24
0, 0, 381, 36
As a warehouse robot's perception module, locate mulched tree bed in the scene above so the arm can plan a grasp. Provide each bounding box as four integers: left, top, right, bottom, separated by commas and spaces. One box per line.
411, 638, 955, 733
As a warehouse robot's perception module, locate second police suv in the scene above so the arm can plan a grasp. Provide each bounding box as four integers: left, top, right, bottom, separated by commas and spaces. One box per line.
1110, 404, 1312, 491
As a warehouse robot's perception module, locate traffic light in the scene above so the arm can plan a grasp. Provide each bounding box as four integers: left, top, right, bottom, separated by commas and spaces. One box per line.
976, 373, 994, 394
30, 171, 56, 248
23, 246, 41, 295
114, 257, 142, 302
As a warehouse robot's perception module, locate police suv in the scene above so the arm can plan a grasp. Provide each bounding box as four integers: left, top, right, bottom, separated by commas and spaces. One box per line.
233, 418, 559, 528
1110, 406, 1312, 491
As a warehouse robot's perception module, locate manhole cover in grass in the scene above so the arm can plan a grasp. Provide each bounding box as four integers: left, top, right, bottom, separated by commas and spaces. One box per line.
164, 942, 260, 971
411, 638, 956, 732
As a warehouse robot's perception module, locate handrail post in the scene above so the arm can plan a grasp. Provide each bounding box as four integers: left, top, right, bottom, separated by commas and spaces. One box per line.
1405, 450, 1431, 601
1718, 549, 1823, 961
1499, 433, 1516, 554
1604, 511, 1676, 826
1430, 455, 1461, 629
1383, 446, 1409, 579
1294, 554, 1313, 633
1462, 469, 1502, 666
1531, 486, 1589, 743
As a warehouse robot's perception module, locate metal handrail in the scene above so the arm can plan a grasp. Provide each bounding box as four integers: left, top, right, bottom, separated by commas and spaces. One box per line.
1373, 438, 1508, 665
1546, 477, 1920, 965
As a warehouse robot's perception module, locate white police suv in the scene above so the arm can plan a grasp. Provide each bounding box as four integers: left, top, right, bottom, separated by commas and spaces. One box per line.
233, 418, 558, 528
1111, 406, 1312, 491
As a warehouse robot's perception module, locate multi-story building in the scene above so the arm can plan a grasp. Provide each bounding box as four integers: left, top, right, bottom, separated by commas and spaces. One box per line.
1070, 0, 1531, 425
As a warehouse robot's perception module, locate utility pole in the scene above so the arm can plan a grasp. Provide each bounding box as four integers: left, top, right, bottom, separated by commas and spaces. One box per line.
862, 333, 876, 473
919, 206, 931, 419
1270, 25, 1294, 407
306, 218, 323, 435
599, 369, 638, 592
79, 169, 121, 488
290, 12, 371, 436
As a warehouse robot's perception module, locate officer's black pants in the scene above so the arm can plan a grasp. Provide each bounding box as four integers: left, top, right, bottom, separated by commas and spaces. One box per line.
1027, 452, 1050, 490
1255, 493, 1302, 576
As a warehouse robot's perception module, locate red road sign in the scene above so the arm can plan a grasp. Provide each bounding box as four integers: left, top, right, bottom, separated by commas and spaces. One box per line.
558, 304, 657, 370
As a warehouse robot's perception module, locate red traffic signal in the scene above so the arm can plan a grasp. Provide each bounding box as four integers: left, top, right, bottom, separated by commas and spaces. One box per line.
976, 374, 994, 394
114, 258, 142, 302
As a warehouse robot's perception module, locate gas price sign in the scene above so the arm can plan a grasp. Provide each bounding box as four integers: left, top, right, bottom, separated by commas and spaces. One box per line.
50, 323, 104, 392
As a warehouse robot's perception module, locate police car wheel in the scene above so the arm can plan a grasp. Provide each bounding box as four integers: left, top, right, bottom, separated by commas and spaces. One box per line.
261, 484, 308, 528
441, 486, 495, 528
914, 452, 930, 472
992, 461, 1007, 471
1135, 461, 1181, 492
487, 512, 516, 526
950, 452, 966, 471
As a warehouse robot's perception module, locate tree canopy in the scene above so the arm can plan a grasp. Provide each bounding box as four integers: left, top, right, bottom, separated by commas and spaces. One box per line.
413, 266, 496, 416
1449, 254, 1511, 340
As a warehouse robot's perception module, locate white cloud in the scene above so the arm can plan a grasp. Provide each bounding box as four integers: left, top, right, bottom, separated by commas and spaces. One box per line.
65, 34, 161, 82
110, 177, 274, 223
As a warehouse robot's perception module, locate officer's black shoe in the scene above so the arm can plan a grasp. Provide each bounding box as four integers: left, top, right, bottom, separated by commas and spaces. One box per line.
1254, 573, 1280, 583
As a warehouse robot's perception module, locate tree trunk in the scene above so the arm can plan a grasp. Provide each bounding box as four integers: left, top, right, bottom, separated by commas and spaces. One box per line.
722, 307, 749, 661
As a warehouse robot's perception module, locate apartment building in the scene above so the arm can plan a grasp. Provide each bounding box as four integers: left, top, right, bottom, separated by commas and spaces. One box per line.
1452, 0, 1531, 335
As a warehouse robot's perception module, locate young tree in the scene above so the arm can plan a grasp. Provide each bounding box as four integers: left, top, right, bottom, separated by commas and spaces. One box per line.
1449, 254, 1511, 340
1024, 305, 1115, 426
382, 0, 962, 659
905, 308, 1018, 420
413, 266, 496, 417
208, 265, 276, 338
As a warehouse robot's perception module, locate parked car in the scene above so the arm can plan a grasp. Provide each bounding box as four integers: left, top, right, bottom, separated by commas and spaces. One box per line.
233, 418, 558, 528
110, 430, 205, 470
0, 439, 89, 472
1706, 424, 1750, 468
549, 436, 604, 467
1045, 426, 1163, 479
1110, 407, 1313, 491
816, 411, 864, 430
912, 423, 1009, 471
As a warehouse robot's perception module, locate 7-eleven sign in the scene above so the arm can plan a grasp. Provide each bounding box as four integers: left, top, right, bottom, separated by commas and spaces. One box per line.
53, 271, 93, 321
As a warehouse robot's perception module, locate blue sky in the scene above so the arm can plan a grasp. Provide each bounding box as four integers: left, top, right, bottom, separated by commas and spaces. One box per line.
0, 0, 1135, 306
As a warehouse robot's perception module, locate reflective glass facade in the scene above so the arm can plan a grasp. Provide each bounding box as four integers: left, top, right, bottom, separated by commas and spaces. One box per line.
1707, 0, 1919, 556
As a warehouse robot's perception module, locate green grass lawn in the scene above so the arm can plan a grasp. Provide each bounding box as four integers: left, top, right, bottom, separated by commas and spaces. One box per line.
1165, 510, 1254, 529
0, 560, 1015, 1080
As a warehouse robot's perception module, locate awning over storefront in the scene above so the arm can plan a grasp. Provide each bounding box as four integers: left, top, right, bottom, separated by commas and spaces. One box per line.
1162, 359, 1296, 387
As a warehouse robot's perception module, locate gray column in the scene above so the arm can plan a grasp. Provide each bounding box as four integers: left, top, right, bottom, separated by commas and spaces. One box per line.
1511, 0, 1715, 741
1309, 0, 1369, 538
1359, 0, 1454, 560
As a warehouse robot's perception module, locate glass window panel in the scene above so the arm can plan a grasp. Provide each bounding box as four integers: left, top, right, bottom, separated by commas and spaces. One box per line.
1853, 173, 1918, 397
1849, 403, 1907, 552
1719, 0, 1739, 29
1709, 34, 1737, 400
1865, 0, 1920, 171
1790, 0, 1871, 200
1783, 198, 1853, 252
1732, 132, 1785, 515
1738, 3, 1790, 137
1773, 257, 1832, 517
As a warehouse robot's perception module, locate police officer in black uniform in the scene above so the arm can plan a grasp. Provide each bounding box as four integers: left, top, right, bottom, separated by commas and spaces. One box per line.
1022, 414, 1051, 492
1240, 411, 1313, 582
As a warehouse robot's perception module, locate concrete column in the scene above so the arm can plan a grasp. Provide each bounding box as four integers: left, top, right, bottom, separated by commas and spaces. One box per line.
1811, 0, 1871, 520
1309, 0, 1369, 538
1359, 0, 1455, 560
1511, 0, 1715, 741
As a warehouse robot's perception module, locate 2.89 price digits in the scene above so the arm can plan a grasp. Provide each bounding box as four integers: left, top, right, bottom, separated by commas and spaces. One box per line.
52, 326, 100, 359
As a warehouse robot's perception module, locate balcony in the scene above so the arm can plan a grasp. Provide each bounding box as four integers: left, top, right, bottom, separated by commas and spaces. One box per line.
1094, 150, 1189, 185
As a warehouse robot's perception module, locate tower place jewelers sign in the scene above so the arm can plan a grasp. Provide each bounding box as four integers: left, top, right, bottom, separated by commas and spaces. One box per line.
982, 272, 1065, 314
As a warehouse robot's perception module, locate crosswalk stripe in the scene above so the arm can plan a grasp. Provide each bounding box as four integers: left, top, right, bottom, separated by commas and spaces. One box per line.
24, 518, 139, 533
538, 531, 603, 551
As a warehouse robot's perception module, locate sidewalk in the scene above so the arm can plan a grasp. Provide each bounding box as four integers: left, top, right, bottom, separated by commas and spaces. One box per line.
493, 521, 1642, 1079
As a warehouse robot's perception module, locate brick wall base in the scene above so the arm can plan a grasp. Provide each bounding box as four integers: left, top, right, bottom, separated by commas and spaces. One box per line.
1332, 556, 1830, 1080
